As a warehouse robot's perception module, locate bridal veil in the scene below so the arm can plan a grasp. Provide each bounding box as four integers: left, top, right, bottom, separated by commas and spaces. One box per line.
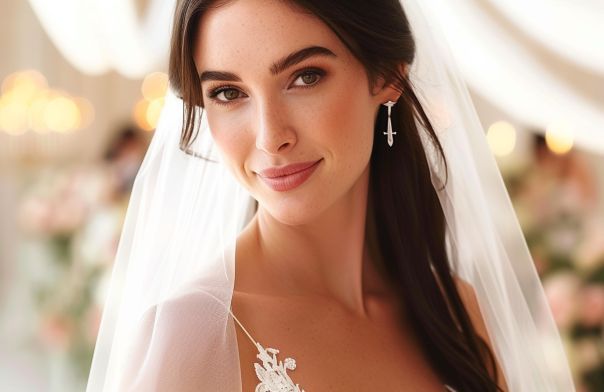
86, 0, 576, 390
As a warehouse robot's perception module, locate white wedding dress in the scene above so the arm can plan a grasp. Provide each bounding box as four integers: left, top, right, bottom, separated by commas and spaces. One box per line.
228, 307, 459, 392
120, 278, 461, 392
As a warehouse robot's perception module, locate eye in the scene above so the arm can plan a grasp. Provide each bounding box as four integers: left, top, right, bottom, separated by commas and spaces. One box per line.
206, 67, 326, 106
207, 86, 244, 106
291, 68, 325, 88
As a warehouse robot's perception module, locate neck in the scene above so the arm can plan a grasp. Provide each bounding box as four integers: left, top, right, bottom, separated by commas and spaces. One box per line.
235, 164, 393, 317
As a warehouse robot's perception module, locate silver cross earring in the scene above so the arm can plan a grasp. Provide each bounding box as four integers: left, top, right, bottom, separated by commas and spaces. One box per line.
382, 100, 397, 147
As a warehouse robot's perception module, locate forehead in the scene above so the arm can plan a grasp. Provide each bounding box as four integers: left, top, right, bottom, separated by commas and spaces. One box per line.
194, 0, 349, 73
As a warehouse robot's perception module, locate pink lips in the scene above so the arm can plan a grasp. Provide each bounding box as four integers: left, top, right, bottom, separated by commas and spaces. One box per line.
257, 159, 322, 192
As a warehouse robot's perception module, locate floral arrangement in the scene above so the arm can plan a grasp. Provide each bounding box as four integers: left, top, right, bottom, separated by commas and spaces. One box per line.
17, 164, 127, 379
16, 125, 147, 382
503, 147, 604, 392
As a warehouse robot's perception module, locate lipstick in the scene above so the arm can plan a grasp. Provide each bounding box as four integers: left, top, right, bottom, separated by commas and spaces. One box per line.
257, 159, 322, 192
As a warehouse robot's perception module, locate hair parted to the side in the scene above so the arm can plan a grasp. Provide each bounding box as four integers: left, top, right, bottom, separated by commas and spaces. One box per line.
168, 0, 504, 390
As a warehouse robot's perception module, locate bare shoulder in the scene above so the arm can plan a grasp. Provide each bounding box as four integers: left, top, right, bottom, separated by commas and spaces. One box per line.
120, 281, 238, 391
138, 281, 231, 342
447, 276, 488, 348
450, 275, 509, 392
450, 276, 481, 321
435, 274, 482, 330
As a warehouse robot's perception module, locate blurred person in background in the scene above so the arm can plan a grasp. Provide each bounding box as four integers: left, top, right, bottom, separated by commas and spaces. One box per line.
103, 123, 150, 197
2, 120, 150, 390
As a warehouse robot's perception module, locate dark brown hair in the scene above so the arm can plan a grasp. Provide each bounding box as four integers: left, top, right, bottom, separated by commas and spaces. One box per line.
169, 1, 503, 390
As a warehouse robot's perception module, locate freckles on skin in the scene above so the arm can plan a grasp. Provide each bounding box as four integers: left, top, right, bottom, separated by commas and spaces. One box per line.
195, 0, 382, 224
210, 123, 254, 188
324, 68, 376, 169
195, 1, 319, 86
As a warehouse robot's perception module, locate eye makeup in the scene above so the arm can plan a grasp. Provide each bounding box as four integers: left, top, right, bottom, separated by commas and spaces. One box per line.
205, 67, 327, 107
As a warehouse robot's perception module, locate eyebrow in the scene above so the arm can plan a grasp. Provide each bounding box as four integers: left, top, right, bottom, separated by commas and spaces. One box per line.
198, 45, 336, 83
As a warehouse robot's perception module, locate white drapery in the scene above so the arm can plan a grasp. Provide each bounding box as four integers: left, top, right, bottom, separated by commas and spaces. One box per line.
485, 0, 604, 75
27, 0, 176, 78
424, 0, 604, 156
27, 0, 604, 154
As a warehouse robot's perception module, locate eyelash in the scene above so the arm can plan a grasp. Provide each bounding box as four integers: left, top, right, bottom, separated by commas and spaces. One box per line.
206, 67, 326, 107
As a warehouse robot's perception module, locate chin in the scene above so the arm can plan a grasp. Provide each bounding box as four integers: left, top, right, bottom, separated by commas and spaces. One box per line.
259, 192, 329, 226
270, 209, 323, 227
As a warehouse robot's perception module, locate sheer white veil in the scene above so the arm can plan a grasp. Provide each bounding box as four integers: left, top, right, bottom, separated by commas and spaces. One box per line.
85, 0, 576, 390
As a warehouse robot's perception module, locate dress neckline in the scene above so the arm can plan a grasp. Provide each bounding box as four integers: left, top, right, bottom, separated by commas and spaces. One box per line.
227, 305, 458, 392
229, 305, 305, 391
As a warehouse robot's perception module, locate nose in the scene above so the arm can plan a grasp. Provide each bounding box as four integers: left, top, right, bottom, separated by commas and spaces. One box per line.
254, 97, 296, 155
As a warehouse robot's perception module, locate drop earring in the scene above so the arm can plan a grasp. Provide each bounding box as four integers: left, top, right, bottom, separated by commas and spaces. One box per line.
383, 100, 397, 147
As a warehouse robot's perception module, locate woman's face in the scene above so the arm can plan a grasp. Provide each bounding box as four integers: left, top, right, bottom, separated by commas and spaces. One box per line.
194, 0, 396, 225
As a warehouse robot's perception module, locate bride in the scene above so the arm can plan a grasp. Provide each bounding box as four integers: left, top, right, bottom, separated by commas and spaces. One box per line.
86, 0, 575, 391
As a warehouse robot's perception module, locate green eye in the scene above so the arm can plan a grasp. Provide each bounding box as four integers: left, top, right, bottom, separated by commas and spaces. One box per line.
207, 86, 244, 106
296, 69, 325, 87
296, 70, 323, 86
207, 67, 326, 107
222, 89, 240, 100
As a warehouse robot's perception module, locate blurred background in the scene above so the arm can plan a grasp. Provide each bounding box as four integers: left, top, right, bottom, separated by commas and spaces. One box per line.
0, 0, 602, 391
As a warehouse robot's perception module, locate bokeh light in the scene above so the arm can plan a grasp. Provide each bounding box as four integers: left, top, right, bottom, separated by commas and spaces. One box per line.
28, 90, 53, 134
146, 98, 165, 129
141, 72, 169, 101
0, 70, 95, 135
74, 97, 95, 130
0, 97, 29, 135
1, 69, 47, 102
487, 120, 517, 157
133, 72, 168, 131
44, 95, 80, 133
133, 99, 152, 131
546, 121, 575, 155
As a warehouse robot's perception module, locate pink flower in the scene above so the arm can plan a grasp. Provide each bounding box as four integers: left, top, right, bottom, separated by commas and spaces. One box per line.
574, 217, 604, 272
543, 273, 580, 329
577, 285, 604, 327
38, 313, 73, 351
18, 196, 52, 234
84, 305, 102, 344
48, 194, 87, 234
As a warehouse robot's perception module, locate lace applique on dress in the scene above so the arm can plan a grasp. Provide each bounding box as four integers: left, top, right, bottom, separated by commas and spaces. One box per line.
253, 341, 304, 392
229, 307, 305, 392
229, 307, 457, 392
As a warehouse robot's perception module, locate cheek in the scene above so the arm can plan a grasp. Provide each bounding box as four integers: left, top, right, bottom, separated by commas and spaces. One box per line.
316, 81, 375, 166
208, 115, 252, 182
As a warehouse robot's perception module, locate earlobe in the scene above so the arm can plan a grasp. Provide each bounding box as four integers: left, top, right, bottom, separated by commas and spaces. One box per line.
380, 91, 402, 106
372, 82, 402, 106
